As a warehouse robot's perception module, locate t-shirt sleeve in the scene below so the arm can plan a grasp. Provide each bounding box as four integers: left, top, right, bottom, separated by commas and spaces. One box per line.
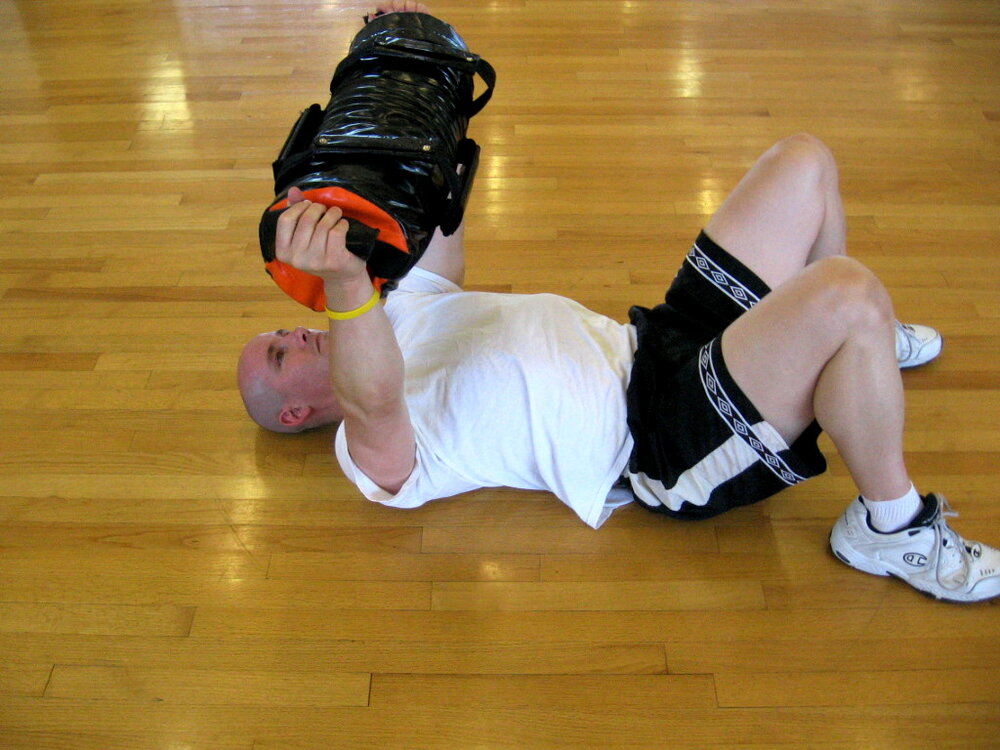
333, 423, 424, 507
334, 422, 478, 508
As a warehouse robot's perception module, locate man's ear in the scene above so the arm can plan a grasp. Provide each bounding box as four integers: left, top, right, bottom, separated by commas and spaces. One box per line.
278, 404, 313, 428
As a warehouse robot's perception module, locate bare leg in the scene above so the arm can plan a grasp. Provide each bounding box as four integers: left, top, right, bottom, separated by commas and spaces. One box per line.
415, 221, 466, 287
721, 258, 911, 501
705, 133, 847, 289
708, 135, 911, 501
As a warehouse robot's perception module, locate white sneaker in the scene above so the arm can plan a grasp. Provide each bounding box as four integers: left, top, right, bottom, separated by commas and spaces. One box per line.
830, 494, 1000, 603
896, 321, 942, 368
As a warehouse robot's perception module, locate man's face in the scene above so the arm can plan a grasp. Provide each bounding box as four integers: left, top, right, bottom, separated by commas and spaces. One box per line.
240, 326, 331, 405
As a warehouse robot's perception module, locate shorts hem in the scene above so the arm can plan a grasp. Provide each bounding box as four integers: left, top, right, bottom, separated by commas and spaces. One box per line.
625, 232, 826, 521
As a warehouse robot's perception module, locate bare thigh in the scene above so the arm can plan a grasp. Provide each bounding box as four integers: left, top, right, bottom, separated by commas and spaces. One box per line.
720, 257, 865, 443
705, 134, 846, 290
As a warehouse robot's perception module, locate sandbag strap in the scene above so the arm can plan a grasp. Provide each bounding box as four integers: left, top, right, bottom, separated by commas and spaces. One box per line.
329, 41, 496, 117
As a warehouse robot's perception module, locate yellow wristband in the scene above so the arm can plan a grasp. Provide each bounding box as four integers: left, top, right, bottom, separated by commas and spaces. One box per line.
324, 288, 381, 320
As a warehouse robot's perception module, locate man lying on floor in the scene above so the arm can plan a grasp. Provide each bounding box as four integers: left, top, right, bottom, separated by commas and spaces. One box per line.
238, 8, 998, 605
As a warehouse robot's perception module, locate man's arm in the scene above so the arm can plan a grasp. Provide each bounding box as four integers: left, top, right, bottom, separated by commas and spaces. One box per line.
277, 189, 416, 493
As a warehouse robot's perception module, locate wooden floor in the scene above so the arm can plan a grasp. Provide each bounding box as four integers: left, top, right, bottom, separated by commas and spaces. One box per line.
1, 0, 998, 747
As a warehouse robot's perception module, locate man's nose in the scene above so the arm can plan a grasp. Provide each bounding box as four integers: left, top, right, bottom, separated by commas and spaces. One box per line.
292, 327, 310, 347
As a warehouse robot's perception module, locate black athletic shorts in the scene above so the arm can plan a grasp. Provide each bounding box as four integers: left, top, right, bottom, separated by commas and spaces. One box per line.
625, 231, 827, 520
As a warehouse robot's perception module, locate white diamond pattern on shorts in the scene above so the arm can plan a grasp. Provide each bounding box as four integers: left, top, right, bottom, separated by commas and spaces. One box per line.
698, 339, 806, 486
686, 243, 762, 311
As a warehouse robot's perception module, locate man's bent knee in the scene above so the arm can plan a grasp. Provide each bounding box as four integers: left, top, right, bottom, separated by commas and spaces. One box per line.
765, 133, 839, 189
810, 256, 893, 332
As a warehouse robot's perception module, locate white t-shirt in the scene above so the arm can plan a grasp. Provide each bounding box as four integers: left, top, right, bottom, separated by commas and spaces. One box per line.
335, 267, 637, 528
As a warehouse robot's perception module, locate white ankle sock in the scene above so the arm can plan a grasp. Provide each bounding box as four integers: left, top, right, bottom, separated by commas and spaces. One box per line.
862, 485, 922, 532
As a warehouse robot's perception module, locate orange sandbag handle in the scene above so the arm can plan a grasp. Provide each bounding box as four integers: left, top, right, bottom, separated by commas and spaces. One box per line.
262, 187, 409, 311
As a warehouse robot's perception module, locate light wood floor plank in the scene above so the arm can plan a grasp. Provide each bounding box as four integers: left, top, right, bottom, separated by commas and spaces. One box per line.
44, 664, 371, 707
369, 673, 718, 710
715, 667, 1000, 708
1, 701, 997, 748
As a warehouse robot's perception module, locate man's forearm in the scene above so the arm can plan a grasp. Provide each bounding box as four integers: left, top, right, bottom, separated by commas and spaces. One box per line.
324, 277, 405, 421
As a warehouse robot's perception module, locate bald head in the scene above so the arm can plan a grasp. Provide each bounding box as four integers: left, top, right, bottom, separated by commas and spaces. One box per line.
236, 327, 340, 433
236, 346, 291, 432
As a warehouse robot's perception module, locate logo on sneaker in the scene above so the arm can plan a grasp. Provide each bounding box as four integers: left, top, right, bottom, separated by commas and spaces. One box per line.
903, 552, 927, 567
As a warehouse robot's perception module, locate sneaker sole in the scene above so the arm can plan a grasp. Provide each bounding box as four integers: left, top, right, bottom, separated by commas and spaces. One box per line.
829, 530, 1000, 604
829, 530, 891, 577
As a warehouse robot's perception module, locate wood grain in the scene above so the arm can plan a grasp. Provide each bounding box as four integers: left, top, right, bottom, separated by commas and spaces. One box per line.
1, 0, 998, 747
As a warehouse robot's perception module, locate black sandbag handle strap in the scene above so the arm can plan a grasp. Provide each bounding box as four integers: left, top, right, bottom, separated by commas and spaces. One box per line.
466, 57, 496, 116
439, 137, 480, 235
367, 41, 496, 115
330, 41, 496, 117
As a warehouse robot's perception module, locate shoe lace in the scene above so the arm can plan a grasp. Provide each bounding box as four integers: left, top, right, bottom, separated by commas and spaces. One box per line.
928, 496, 974, 591
895, 322, 915, 360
